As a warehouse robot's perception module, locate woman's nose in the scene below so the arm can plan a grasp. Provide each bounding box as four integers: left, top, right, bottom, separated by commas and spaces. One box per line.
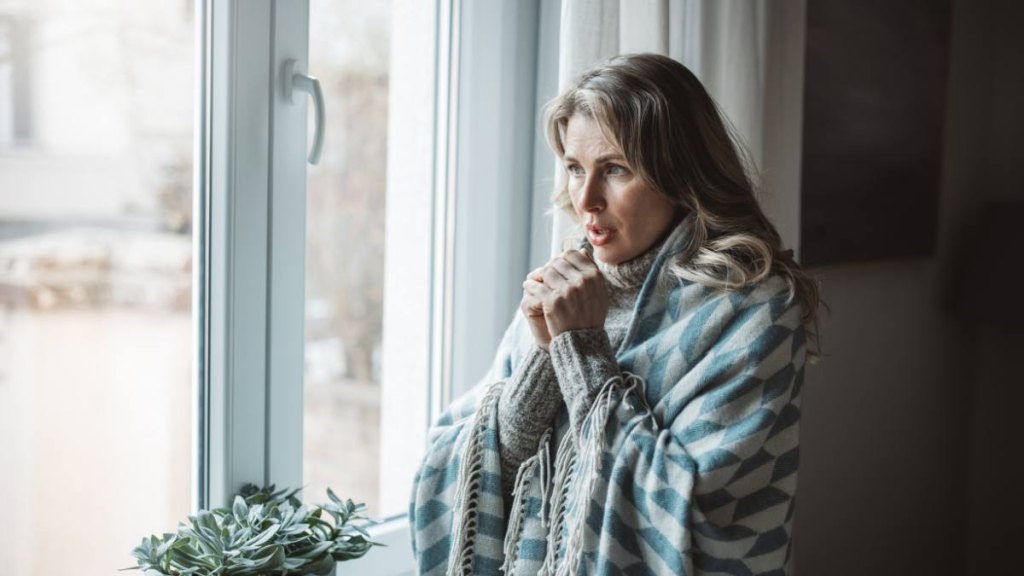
577, 175, 605, 213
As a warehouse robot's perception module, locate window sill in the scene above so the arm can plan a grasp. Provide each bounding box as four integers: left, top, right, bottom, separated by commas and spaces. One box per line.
336, 515, 414, 575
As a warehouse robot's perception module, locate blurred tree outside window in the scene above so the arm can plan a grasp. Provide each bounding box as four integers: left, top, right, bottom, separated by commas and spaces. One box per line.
303, 0, 392, 517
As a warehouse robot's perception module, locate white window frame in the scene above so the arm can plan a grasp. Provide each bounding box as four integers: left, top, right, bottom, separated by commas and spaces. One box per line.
195, 0, 307, 523
194, 0, 558, 573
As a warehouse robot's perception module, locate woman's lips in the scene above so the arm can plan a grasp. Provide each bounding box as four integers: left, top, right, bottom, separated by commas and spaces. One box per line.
587, 226, 616, 247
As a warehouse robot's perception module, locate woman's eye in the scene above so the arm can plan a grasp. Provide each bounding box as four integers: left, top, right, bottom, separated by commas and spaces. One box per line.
566, 164, 584, 177
606, 164, 628, 176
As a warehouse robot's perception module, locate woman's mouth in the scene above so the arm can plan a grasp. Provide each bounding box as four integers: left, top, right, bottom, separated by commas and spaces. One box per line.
586, 226, 616, 247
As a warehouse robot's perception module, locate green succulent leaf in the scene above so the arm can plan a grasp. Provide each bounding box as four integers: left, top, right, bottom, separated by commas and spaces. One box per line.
231, 496, 248, 522
125, 485, 380, 575
292, 540, 334, 559
326, 487, 341, 505
243, 523, 281, 550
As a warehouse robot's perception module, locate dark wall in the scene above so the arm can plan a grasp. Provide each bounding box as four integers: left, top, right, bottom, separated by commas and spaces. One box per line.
942, 0, 1024, 572
793, 0, 1023, 574
801, 0, 950, 266
794, 261, 968, 574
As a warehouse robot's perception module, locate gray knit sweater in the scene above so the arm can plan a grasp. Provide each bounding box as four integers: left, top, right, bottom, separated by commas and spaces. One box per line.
496, 238, 664, 500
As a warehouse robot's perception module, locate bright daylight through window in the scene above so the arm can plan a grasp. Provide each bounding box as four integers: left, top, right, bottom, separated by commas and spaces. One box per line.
1, 0, 435, 573
0, 2, 194, 575
303, 0, 393, 519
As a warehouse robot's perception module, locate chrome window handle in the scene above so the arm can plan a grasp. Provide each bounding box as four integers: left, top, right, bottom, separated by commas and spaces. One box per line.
282, 59, 325, 165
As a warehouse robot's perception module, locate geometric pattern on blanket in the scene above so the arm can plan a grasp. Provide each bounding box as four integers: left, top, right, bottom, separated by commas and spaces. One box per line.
410, 224, 806, 575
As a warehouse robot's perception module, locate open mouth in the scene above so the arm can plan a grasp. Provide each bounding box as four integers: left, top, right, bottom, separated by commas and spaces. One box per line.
586, 226, 616, 247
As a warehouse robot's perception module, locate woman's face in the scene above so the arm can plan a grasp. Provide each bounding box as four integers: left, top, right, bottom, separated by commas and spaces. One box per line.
562, 114, 678, 265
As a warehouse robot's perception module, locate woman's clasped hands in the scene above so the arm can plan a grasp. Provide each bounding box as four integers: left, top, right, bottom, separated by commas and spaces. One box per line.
520, 247, 610, 350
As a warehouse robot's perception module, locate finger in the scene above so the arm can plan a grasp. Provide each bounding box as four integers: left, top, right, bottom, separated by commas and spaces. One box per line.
549, 256, 585, 286
562, 248, 596, 270
523, 278, 553, 295
521, 283, 546, 305
540, 264, 570, 288
521, 297, 545, 316
527, 266, 547, 283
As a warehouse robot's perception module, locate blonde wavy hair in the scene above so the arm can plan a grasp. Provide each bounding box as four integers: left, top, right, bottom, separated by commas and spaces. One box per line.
545, 53, 824, 360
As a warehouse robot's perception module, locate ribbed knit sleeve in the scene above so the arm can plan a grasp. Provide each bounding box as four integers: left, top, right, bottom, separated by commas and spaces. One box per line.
549, 327, 621, 438
496, 344, 562, 499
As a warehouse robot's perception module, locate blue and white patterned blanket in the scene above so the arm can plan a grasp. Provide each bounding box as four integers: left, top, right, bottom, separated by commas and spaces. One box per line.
410, 225, 807, 575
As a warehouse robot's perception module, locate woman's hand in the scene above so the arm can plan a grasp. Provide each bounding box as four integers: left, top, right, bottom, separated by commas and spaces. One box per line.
521, 248, 609, 348
519, 276, 552, 350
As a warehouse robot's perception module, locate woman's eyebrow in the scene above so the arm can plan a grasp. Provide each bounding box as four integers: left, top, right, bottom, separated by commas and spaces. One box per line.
562, 153, 626, 163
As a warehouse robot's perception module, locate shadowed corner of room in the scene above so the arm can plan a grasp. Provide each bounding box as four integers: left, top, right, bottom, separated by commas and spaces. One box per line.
791, 1, 1024, 575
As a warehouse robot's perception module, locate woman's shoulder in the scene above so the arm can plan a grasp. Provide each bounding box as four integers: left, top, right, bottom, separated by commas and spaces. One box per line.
659, 270, 803, 333
650, 272, 806, 369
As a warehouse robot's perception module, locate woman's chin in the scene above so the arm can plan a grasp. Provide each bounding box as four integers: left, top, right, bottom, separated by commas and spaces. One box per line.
593, 245, 626, 265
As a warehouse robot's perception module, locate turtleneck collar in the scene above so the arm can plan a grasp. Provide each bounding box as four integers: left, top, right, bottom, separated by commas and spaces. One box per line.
584, 230, 672, 291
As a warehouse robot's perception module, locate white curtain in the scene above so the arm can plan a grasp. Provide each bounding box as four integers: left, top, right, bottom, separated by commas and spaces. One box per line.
551, 0, 805, 261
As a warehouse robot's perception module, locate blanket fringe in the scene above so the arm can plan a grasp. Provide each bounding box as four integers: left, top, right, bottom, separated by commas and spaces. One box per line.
538, 428, 577, 576
538, 427, 553, 528
554, 371, 649, 576
446, 380, 504, 576
501, 427, 553, 575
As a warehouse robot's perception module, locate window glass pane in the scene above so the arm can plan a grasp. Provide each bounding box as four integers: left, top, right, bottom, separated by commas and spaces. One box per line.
304, 0, 392, 517
0, 18, 13, 146
0, 2, 194, 575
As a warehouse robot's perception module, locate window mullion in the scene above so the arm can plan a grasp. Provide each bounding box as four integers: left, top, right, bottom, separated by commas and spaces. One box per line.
266, 0, 309, 491
203, 0, 275, 509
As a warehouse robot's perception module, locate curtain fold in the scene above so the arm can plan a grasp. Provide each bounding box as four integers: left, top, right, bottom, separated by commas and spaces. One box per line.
551, 0, 621, 255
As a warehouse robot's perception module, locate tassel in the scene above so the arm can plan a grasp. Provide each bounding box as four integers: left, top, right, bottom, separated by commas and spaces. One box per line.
446, 381, 504, 576
538, 430, 578, 576
538, 429, 552, 528
501, 427, 553, 575
558, 372, 649, 576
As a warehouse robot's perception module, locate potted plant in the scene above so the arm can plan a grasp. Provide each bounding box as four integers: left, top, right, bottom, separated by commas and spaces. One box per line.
123, 484, 383, 576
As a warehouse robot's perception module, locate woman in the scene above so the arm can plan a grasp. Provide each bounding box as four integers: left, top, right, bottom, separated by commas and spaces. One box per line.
411, 53, 821, 575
